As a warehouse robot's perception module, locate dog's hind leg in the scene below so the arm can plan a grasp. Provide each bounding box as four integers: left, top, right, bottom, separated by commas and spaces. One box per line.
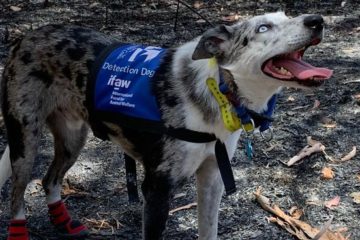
5, 118, 41, 220
0, 146, 11, 191
42, 110, 89, 238
2, 104, 42, 240
43, 110, 88, 204
196, 156, 224, 240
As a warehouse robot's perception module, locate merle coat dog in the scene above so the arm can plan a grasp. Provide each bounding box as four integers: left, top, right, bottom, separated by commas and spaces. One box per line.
0, 12, 332, 239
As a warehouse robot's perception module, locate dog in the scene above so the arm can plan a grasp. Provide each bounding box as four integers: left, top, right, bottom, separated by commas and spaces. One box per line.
0, 12, 332, 240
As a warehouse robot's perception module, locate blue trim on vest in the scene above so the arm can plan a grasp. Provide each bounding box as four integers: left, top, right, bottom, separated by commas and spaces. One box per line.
94, 44, 167, 122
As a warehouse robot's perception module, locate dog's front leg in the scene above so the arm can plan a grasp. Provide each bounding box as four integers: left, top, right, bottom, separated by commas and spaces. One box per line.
196, 131, 241, 240
141, 171, 173, 240
196, 156, 223, 240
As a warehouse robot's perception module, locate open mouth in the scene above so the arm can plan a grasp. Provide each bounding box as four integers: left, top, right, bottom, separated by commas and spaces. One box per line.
261, 39, 333, 87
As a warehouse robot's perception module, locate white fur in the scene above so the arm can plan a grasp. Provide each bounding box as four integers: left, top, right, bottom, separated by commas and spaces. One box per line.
196, 156, 223, 240
0, 145, 11, 192
13, 208, 26, 220
46, 183, 62, 204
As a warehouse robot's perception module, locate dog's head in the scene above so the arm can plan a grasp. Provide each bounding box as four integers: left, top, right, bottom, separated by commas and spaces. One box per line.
192, 12, 332, 92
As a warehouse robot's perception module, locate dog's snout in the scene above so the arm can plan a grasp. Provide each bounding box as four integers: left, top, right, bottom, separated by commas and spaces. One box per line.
303, 15, 324, 29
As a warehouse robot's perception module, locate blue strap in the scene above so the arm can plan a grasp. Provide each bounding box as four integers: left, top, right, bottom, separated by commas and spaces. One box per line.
259, 94, 277, 132
218, 72, 253, 125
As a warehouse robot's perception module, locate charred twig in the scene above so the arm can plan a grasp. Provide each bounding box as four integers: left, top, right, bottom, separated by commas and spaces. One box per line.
174, 0, 180, 31
105, 3, 109, 27
175, 0, 215, 29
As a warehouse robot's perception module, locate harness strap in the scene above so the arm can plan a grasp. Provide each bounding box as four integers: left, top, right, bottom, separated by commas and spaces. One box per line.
166, 127, 217, 142
124, 126, 236, 196
125, 154, 140, 203
166, 127, 236, 195
215, 140, 236, 194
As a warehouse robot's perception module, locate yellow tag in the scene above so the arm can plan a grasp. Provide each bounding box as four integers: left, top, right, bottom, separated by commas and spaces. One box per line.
208, 57, 217, 69
207, 77, 244, 132
242, 122, 255, 132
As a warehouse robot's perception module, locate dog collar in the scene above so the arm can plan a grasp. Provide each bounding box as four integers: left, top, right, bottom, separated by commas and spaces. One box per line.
207, 58, 277, 133
206, 77, 254, 132
218, 72, 277, 133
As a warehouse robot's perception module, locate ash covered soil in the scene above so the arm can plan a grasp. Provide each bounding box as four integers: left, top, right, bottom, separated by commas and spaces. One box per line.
0, 1, 359, 239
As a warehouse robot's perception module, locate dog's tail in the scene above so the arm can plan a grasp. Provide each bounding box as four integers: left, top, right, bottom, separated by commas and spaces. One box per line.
0, 145, 11, 190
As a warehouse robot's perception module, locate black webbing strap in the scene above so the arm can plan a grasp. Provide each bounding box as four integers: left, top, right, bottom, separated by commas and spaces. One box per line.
124, 154, 140, 203
124, 127, 236, 199
168, 127, 236, 194
215, 140, 236, 195
166, 127, 217, 143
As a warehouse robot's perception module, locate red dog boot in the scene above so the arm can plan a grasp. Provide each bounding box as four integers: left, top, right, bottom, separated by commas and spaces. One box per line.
7, 219, 29, 240
48, 200, 89, 238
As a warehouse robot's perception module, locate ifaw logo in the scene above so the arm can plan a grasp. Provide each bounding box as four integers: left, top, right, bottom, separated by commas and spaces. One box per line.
125, 46, 163, 63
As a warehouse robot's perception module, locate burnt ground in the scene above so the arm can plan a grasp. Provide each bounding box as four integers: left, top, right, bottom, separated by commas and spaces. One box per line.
0, 0, 359, 239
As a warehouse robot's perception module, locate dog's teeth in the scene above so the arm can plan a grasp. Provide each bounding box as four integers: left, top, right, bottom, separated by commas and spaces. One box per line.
273, 66, 292, 76
279, 67, 291, 76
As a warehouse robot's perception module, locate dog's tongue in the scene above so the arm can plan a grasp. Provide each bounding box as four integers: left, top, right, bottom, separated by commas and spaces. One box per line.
273, 58, 333, 80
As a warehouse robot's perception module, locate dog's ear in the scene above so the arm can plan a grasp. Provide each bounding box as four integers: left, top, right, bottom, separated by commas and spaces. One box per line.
192, 25, 233, 60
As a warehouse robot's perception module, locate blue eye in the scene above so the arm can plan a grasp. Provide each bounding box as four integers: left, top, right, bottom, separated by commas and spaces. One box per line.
257, 24, 271, 33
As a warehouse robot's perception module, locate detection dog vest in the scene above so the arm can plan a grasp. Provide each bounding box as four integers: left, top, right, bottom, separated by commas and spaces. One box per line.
93, 44, 166, 122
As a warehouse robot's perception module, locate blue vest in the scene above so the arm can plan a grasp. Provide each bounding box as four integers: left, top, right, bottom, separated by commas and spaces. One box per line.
93, 44, 167, 122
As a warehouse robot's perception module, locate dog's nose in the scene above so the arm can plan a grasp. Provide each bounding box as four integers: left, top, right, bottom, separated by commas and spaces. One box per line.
303, 15, 324, 28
